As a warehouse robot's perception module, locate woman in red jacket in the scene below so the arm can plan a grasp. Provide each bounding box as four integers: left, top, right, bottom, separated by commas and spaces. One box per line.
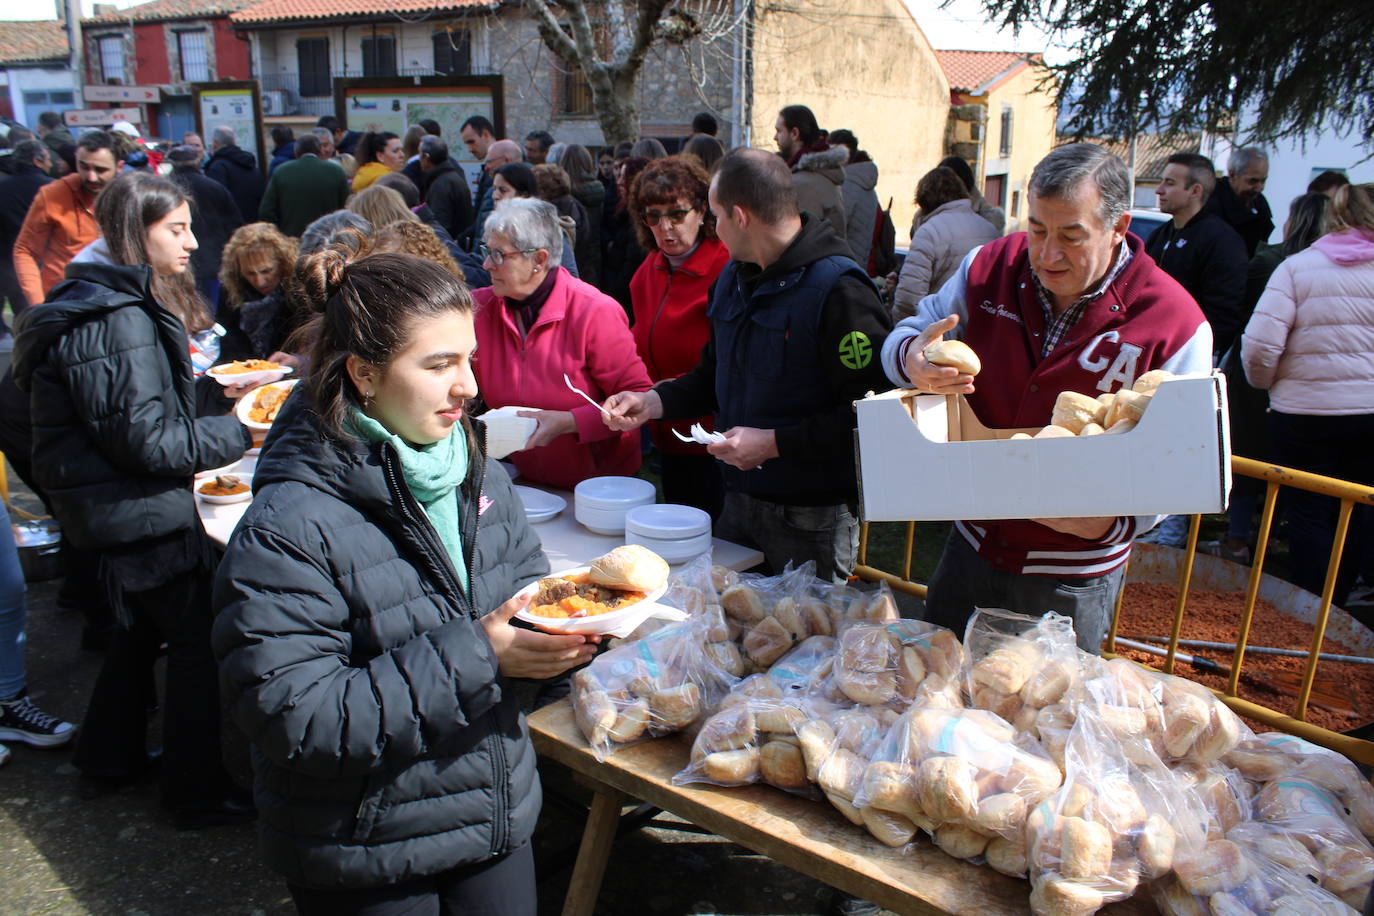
627, 156, 731, 517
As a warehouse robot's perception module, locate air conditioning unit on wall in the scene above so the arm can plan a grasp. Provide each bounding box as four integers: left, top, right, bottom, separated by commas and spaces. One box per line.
261, 89, 292, 115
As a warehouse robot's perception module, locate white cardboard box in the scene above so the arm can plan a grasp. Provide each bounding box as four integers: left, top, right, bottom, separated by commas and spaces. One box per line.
855, 372, 1231, 521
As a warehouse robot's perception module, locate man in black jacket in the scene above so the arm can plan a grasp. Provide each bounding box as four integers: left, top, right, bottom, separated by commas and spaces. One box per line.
1203, 146, 1274, 258
167, 145, 243, 304
0, 141, 52, 326
419, 136, 474, 240
605, 148, 892, 583
204, 126, 265, 223
1146, 152, 1249, 357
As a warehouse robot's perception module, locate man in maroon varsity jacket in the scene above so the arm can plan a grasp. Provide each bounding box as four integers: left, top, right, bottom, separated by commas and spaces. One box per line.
880, 143, 1212, 651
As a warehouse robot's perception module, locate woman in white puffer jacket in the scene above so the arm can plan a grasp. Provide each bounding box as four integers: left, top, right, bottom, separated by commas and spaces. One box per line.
1242, 183, 1374, 608
893, 166, 1000, 320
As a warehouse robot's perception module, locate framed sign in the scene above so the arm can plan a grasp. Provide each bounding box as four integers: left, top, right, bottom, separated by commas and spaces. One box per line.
335, 76, 503, 190
193, 80, 264, 174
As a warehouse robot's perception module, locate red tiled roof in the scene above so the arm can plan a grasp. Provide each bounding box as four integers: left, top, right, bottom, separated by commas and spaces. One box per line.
1065, 132, 1202, 181
231, 0, 491, 23
935, 49, 1038, 94
0, 20, 68, 65
85, 0, 253, 23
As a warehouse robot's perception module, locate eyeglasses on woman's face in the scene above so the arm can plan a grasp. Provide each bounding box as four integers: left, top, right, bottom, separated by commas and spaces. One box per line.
479, 244, 539, 267
640, 207, 694, 228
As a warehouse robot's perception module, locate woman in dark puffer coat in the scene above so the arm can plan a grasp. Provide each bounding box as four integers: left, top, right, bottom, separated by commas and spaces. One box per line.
212, 249, 596, 913
11, 171, 254, 823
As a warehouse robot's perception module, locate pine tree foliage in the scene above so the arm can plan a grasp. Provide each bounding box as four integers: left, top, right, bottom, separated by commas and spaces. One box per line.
978, 0, 1374, 145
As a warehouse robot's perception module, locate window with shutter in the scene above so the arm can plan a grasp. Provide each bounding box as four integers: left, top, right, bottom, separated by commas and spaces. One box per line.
297, 37, 330, 97
178, 30, 210, 82
999, 106, 1014, 158
433, 28, 471, 75
98, 35, 125, 83
362, 36, 397, 77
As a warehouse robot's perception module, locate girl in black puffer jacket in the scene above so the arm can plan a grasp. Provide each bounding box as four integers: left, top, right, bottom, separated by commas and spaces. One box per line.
212, 249, 597, 912
11, 171, 254, 823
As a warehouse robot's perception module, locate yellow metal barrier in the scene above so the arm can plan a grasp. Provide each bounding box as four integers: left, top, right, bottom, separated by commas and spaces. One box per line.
854, 455, 1374, 765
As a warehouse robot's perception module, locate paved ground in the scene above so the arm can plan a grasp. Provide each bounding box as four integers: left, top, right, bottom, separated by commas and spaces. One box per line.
0, 483, 898, 916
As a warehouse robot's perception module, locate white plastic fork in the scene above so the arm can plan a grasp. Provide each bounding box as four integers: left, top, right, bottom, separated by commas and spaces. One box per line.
563, 373, 611, 416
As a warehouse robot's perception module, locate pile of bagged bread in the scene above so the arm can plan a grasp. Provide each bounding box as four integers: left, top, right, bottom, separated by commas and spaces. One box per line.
569, 559, 1374, 915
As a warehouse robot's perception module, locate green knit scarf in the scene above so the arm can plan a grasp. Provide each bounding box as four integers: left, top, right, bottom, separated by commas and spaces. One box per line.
349, 407, 470, 593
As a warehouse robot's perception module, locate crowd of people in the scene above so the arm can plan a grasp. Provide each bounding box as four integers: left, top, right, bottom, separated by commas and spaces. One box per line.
0, 100, 1369, 916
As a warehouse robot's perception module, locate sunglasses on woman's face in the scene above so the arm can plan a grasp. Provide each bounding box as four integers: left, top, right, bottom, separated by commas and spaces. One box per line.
641, 208, 693, 228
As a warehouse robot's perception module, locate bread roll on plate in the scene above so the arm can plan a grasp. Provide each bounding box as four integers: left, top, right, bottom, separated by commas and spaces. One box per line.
923, 339, 981, 375
588, 545, 669, 591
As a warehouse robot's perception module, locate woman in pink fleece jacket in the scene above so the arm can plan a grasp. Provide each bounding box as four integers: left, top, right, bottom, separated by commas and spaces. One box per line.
1242, 183, 1374, 607
473, 198, 651, 489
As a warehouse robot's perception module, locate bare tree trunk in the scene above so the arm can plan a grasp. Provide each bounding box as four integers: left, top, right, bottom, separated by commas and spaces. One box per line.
523, 0, 682, 143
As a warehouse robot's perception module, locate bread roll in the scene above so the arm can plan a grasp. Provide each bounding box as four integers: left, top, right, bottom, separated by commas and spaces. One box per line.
705, 640, 746, 678
799, 598, 833, 637
818, 747, 867, 801
918, 756, 978, 821
924, 338, 981, 375
796, 719, 836, 781
702, 747, 760, 783
1034, 424, 1077, 439
935, 822, 990, 860
1254, 832, 1320, 880
771, 597, 809, 642
861, 806, 917, 847
755, 702, 805, 735
1078, 422, 1105, 436
759, 740, 807, 789
895, 647, 927, 700
702, 604, 732, 642
1105, 388, 1151, 427
573, 690, 618, 746
1029, 876, 1106, 916
840, 627, 893, 672
589, 544, 669, 591
1051, 391, 1102, 434
1163, 689, 1212, 757
1094, 783, 1148, 834
693, 705, 755, 756
970, 792, 1028, 837
606, 697, 652, 743
1318, 845, 1374, 895
1060, 816, 1112, 880
710, 565, 739, 592
972, 647, 1035, 694
1011, 432, 1032, 440
649, 683, 702, 731
986, 836, 1028, 877
1132, 369, 1175, 394
1137, 813, 1177, 878
826, 791, 865, 826
1176, 839, 1249, 895
1192, 703, 1242, 764
1021, 661, 1074, 708
836, 668, 899, 706
861, 761, 923, 819
720, 584, 767, 624
1103, 418, 1136, 435
743, 616, 794, 668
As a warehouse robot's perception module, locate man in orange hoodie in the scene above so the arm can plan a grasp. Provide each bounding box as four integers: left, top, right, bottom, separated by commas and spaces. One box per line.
13, 130, 121, 306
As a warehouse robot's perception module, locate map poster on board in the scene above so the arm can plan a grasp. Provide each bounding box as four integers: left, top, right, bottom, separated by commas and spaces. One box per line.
336, 77, 504, 195
193, 81, 264, 174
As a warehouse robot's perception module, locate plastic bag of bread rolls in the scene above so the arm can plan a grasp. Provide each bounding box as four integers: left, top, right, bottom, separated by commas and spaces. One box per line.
1153, 824, 1363, 916
1250, 773, 1374, 908
675, 635, 843, 792
715, 562, 848, 678
817, 617, 964, 712
963, 609, 1087, 739
1226, 732, 1374, 843
571, 559, 741, 760
1028, 712, 1210, 915
793, 704, 899, 827
848, 705, 1061, 868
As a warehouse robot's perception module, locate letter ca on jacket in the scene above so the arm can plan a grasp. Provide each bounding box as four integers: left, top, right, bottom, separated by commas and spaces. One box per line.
1078, 331, 1143, 393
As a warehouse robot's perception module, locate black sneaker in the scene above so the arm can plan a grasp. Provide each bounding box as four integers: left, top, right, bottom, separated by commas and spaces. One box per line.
0, 692, 76, 748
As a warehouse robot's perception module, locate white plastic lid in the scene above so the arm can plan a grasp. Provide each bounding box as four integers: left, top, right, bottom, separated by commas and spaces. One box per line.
624, 503, 711, 539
